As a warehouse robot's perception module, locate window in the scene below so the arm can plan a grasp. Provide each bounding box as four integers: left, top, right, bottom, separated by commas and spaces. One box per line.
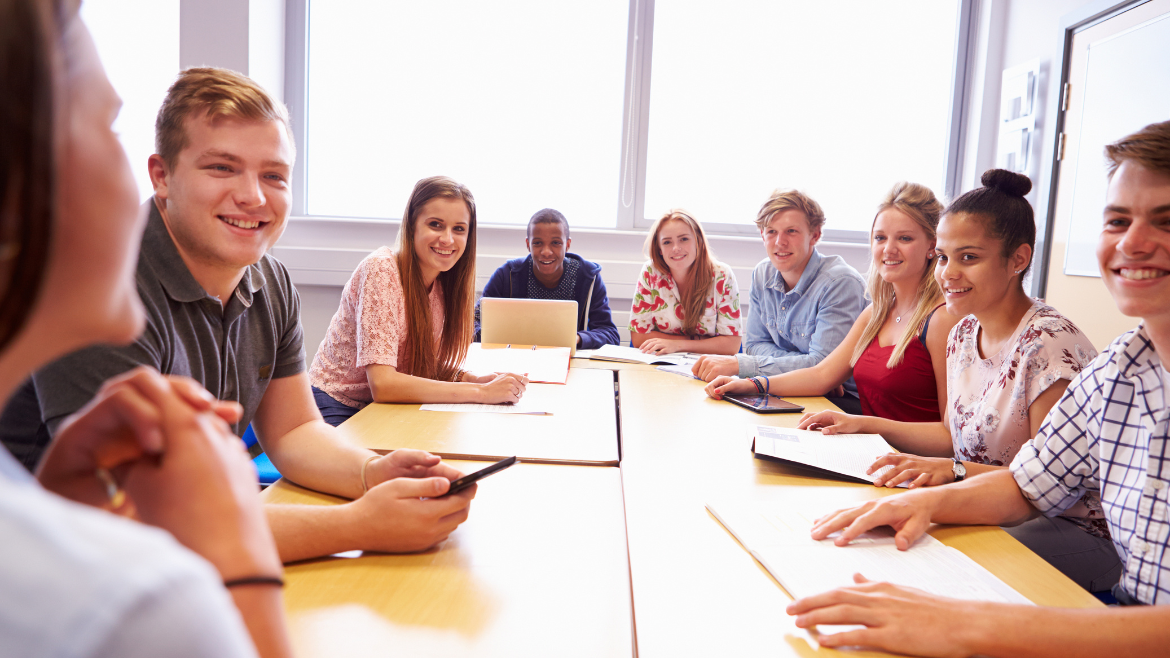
305, 0, 630, 227
643, 1, 963, 233
81, 0, 180, 203
299, 1, 966, 233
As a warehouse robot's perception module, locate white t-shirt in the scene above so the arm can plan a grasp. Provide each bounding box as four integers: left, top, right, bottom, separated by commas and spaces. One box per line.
0, 450, 258, 658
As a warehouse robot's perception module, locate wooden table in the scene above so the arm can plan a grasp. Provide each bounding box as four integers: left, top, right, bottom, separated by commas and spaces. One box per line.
616, 368, 1103, 657
337, 368, 619, 465
265, 461, 633, 658
569, 356, 659, 372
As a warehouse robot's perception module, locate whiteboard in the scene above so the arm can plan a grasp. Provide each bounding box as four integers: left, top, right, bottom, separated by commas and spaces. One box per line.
1063, 12, 1170, 277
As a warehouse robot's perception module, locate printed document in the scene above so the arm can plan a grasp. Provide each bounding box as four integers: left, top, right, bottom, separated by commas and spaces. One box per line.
751, 425, 902, 485
590, 344, 699, 366
707, 500, 1032, 605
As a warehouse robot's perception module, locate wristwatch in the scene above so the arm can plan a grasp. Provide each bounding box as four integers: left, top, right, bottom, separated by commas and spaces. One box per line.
952, 458, 967, 482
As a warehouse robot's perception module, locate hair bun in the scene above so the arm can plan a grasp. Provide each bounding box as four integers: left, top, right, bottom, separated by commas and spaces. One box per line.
981, 169, 1032, 197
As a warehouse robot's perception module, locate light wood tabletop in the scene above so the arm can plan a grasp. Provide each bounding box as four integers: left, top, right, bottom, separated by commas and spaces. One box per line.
335, 368, 619, 465
615, 368, 1103, 657
263, 461, 633, 658
569, 356, 659, 372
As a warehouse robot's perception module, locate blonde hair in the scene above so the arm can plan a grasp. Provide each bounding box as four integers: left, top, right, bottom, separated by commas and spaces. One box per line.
394, 176, 477, 382
755, 189, 826, 233
155, 67, 294, 169
645, 210, 716, 336
849, 182, 945, 369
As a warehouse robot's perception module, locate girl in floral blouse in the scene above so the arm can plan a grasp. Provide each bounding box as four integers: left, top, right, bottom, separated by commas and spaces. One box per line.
799, 169, 1119, 591
628, 210, 742, 356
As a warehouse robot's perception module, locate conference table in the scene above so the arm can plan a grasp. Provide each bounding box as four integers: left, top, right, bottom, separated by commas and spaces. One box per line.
264, 356, 1102, 657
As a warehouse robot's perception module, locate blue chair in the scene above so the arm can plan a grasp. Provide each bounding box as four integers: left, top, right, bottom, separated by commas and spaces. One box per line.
242, 424, 282, 486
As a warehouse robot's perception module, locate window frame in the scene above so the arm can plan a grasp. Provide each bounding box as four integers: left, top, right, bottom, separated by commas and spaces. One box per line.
284, 0, 976, 242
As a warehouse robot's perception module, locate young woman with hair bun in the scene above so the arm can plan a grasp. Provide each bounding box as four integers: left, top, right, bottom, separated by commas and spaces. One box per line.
798, 169, 1120, 592
706, 182, 962, 422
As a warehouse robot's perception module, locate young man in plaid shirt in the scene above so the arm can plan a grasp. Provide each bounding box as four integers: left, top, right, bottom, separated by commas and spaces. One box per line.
785, 120, 1170, 656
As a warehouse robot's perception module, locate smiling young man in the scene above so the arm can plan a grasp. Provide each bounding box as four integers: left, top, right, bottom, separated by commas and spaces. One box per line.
783, 121, 1170, 657
692, 190, 866, 412
474, 208, 619, 348
1, 68, 476, 563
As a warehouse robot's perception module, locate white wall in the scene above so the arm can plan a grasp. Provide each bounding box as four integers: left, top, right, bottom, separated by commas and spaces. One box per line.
167, 0, 1115, 363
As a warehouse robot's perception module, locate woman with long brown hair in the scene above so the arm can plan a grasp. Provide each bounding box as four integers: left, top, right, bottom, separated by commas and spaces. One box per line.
1, 0, 290, 655
706, 182, 962, 422
628, 210, 742, 356
310, 176, 527, 424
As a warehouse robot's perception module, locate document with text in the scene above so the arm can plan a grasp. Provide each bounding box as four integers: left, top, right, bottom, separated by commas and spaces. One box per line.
589, 344, 700, 366
751, 425, 903, 486
707, 500, 1032, 606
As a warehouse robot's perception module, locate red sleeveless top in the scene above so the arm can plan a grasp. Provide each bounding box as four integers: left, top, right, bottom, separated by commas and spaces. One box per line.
853, 309, 942, 423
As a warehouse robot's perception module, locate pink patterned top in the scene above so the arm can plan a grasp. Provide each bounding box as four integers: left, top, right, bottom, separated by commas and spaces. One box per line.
627, 260, 742, 337
947, 302, 1109, 536
309, 247, 444, 408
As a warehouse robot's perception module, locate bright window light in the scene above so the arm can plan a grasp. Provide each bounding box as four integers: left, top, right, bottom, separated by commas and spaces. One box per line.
306, 1, 629, 227
81, 0, 180, 203
644, 1, 961, 233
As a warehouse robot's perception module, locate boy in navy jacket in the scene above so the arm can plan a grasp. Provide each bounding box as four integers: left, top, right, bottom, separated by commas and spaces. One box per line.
475, 209, 620, 349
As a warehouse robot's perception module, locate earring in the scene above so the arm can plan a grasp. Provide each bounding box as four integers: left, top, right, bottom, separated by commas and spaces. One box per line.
1014, 269, 1023, 274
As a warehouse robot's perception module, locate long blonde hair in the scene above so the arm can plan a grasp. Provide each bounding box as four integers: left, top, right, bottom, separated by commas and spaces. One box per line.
850, 182, 944, 369
645, 210, 716, 336
394, 176, 476, 382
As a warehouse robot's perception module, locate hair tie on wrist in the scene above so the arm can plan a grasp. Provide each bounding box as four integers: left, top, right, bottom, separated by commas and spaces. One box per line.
224, 576, 285, 589
361, 454, 380, 493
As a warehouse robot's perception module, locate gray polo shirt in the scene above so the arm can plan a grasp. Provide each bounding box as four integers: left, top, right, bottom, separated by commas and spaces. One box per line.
30, 199, 305, 441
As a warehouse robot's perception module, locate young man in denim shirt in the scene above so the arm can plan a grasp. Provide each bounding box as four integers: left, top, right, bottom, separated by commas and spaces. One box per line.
692, 190, 866, 413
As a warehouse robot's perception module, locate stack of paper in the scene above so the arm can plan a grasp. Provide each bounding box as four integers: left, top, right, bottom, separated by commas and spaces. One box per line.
751, 425, 903, 486
590, 344, 699, 366
462, 344, 570, 384
706, 500, 1032, 605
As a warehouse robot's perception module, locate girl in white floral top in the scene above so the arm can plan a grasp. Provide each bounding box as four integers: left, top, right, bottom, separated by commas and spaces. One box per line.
628, 210, 742, 356
798, 169, 1120, 591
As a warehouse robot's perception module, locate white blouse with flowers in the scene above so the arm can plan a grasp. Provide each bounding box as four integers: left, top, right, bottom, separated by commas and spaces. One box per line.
627, 260, 742, 338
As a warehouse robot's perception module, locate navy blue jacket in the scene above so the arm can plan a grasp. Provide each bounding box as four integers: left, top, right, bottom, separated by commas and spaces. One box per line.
475, 253, 620, 349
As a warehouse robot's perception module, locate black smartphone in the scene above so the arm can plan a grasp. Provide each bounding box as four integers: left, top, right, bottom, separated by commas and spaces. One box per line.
723, 394, 805, 414
441, 456, 518, 497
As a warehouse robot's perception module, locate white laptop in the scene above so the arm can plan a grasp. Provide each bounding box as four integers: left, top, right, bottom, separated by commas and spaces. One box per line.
480, 298, 579, 356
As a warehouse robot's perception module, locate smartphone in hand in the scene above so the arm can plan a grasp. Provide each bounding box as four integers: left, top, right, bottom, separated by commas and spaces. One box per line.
440, 456, 518, 497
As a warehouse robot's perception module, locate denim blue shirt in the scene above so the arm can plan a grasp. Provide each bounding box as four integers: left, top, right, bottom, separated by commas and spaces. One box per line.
736, 250, 867, 397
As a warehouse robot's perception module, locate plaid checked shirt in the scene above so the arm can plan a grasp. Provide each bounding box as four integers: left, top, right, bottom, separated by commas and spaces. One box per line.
1010, 324, 1170, 604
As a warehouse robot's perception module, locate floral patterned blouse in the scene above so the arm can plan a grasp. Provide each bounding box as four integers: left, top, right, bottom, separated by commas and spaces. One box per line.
947, 301, 1109, 537
627, 260, 742, 338
309, 247, 444, 408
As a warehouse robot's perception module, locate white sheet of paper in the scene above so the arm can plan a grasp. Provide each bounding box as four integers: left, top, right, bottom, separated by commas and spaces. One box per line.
462, 344, 570, 384
707, 501, 1032, 606
753, 425, 900, 484
656, 363, 701, 379
590, 344, 697, 365
419, 402, 550, 415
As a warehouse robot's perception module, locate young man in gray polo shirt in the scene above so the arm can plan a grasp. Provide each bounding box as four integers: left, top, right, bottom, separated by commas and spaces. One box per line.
1, 68, 475, 563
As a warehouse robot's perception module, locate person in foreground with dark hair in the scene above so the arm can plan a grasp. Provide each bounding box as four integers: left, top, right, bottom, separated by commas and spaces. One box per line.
474, 208, 620, 349
786, 122, 1170, 657
797, 168, 1117, 592
3, 67, 477, 563
1, 2, 288, 655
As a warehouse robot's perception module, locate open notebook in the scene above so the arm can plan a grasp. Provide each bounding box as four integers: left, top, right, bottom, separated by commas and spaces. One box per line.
751, 425, 906, 486
589, 344, 699, 366
707, 500, 1032, 606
